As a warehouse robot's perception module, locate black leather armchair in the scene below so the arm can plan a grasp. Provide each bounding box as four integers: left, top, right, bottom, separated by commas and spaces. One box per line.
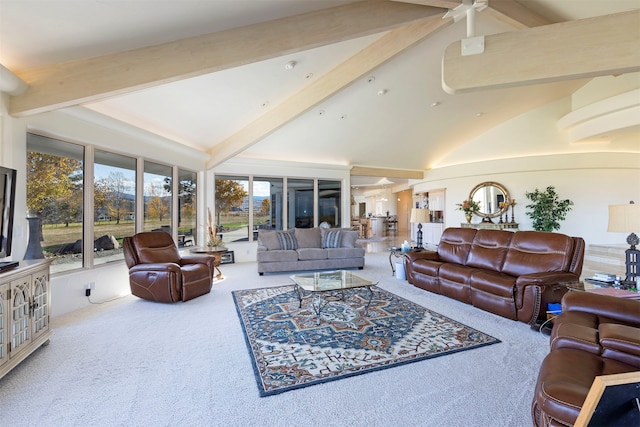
123, 231, 215, 302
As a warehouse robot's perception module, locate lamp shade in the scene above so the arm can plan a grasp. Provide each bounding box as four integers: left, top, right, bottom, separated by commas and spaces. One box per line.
410, 208, 430, 224
608, 203, 640, 233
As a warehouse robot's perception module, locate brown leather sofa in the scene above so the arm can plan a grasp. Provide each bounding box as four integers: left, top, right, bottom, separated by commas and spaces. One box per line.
532, 291, 640, 426
123, 231, 216, 302
404, 227, 585, 324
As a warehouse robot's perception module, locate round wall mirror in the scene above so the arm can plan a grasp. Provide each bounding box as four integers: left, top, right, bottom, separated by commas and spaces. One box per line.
469, 182, 510, 219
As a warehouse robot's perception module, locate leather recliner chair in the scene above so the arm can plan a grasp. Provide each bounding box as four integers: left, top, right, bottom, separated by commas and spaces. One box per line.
123, 231, 215, 302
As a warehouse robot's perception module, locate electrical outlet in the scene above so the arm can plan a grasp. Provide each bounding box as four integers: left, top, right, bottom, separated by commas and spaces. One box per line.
84, 282, 95, 297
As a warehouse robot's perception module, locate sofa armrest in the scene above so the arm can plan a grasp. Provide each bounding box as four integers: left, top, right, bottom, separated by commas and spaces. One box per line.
514, 273, 576, 324
404, 250, 439, 263
129, 262, 181, 274
561, 291, 640, 327
515, 272, 580, 290
599, 323, 640, 357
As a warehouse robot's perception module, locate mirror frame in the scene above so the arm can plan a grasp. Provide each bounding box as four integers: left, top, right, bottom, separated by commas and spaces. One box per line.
469, 181, 510, 219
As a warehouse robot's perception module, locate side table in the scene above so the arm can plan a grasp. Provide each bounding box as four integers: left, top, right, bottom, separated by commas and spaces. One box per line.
389, 247, 420, 276
389, 247, 406, 276
190, 246, 228, 280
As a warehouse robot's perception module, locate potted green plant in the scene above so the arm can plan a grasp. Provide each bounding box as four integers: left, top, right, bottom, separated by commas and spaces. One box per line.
525, 186, 574, 232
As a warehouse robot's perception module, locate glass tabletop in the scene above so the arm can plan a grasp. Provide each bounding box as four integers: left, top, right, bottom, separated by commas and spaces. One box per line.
290, 270, 375, 292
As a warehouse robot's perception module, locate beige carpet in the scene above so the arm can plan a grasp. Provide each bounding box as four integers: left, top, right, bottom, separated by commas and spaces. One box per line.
0, 252, 550, 426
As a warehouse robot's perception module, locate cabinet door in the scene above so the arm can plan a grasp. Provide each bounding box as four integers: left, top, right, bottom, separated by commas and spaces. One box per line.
0, 283, 8, 367
10, 277, 32, 357
32, 271, 50, 341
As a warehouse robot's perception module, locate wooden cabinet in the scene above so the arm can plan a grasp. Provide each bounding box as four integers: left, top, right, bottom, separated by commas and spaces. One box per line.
0, 260, 52, 379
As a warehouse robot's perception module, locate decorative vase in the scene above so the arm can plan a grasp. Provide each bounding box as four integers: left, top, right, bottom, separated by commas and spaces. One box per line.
465, 213, 472, 223
25, 216, 45, 259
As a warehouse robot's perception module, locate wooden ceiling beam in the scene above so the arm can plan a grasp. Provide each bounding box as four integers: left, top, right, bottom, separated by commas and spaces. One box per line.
390, 0, 458, 8
485, 0, 554, 28
207, 14, 451, 167
9, 1, 439, 117
442, 10, 640, 94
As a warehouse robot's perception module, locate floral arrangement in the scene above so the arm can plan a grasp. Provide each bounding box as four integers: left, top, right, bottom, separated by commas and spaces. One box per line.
207, 208, 224, 247
456, 199, 481, 214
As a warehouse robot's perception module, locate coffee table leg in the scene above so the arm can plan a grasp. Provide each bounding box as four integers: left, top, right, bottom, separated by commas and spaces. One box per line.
294, 285, 303, 308
363, 286, 375, 316
311, 293, 330, 325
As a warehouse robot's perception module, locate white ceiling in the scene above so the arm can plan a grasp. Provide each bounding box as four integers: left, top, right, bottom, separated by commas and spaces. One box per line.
1, 0, 638, 189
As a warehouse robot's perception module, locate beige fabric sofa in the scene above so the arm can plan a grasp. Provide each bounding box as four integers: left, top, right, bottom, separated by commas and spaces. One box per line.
257, 227, 365, 275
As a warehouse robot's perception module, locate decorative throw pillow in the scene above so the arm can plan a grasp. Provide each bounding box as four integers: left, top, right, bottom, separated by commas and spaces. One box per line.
258, 230, 280, 250
340, 230, 358, 248
294, 227, 321, 248
276, 230, 298, 250
322, 230, 342, 248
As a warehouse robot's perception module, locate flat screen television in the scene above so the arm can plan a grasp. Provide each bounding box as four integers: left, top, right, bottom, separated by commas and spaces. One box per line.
0, 166, 17, 271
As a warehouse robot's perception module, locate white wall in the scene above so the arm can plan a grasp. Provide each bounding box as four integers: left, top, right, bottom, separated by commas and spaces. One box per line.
411, 152, 639, 248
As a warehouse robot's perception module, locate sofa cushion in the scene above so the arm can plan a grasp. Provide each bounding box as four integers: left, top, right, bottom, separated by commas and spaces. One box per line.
411, 259, 443, 276
466, 229, 513, 272
258, 230, 280, 250
502, 231, 573, 277
277, 230, 298, 250
340, 230, 358, 248
599, 323, 640, 368
322, 230, 342, 248
137, 244, 181, 264
470, 270, 516, 298
257, 249, 299, 263
295, 228, 321, 248
297, 248, 327, 260
437, 228, 477, 265
326, 247, 365, 259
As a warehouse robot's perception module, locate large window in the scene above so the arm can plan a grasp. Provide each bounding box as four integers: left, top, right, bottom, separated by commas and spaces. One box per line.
143, 161, 172, 234
178, 169, 197, 246
318, 180, 341, 227
288, 179, 314, 229
253, 177, 283, 231
27, 134, 84, 273
215, 175, 249, 243
214, 175, 343, 242
26, 133, 197, 273
94, 150, 136, 266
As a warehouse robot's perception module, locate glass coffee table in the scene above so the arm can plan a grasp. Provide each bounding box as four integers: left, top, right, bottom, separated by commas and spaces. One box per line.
290, 270, 378, 325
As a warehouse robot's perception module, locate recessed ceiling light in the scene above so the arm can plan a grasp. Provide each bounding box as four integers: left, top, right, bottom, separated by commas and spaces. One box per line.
377, 89, 388, 96
476, 112, 484, 117
340, 114, 348, 119
261, 101, 269, 108
318, 110, 325, 116
284, 60, 296, 70
305, 73, 314, 79
431, 101, 441, 107
367, 76, 376, 83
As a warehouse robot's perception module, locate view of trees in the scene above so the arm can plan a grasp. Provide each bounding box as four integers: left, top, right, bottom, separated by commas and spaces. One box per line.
215, 179, 247, 225
261, 198, 270, 215
26, 152, 83, 226
95, 171, 133, 224
147, 183, 169, 222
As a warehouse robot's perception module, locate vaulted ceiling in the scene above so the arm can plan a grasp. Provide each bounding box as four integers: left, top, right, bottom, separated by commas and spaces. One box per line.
1, 0, 638, 188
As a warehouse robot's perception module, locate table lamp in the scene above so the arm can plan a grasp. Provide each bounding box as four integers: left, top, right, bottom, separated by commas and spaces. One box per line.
608, 201, 640, 281
410, 208, 430, 248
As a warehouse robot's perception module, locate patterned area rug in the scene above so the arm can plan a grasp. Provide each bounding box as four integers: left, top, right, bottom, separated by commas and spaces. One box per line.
233, 285, 500, 397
